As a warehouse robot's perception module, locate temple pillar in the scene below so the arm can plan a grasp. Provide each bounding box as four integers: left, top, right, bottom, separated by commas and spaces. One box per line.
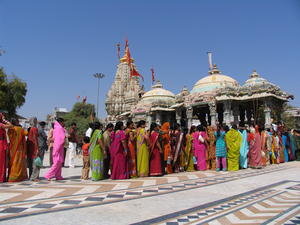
246, 107, 252, 126
232, 103, 239, 126
240, 106, 245, 126
186, 107, 193, 129
223, 100, 231, 126
147, 113, 152, 128
276, 103, 284, 124
264, 99, 272, 128
209, 102, 217, 126
176, 109, 181, 124
156, 112, 162, 126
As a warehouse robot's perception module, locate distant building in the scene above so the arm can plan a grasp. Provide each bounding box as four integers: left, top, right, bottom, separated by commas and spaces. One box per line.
286, 107, 300, 129
49, 107, 69, 123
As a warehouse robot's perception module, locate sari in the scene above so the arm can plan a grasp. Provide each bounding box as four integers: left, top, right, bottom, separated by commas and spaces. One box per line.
103, 130, 111, 178
271, 135, 277, 164
239, 130, 249, 169
207, 126, 216, 170
136, 128, 149, 177
288, 133, 295, 160
261, 131, 271, 166
125, 128, 137, 178
215, 131, 227, 171
89, 130, 104, 180
193, 131, 206, 171
282, 135, 289, 162
162, 123, 172, 174
0, 123, 8, 183
110, 130, 128, 180
149, 131, 162, 176
276, 136, 285, 163
293, 133, 300, 161
226, 128, 243, 171
185, 134, 194, 171
7, 127, 28, 182
172, 131, 184, 172
248, 132, 262, 169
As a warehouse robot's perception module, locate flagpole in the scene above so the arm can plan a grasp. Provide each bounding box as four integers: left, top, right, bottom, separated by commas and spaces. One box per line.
207, 52, 212, 71
116, 43, 120, 65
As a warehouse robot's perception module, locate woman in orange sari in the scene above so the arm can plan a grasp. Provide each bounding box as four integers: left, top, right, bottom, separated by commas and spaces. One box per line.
7, 118, 28, 182
162, 122, 172, 174
207, 126, 216, 170
125, 121, 137, 178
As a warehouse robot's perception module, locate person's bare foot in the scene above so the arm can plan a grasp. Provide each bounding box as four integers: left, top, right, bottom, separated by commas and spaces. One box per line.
34, 179, 40, 182
47, 178, 51, 181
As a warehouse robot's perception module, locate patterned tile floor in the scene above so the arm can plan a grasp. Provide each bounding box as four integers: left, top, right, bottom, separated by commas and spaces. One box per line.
0, 152, 300, 225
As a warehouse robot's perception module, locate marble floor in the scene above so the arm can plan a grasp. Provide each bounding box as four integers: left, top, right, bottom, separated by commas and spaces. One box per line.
0, 151, 299, 225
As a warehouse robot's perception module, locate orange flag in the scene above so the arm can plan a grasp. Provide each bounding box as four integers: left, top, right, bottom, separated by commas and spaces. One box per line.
77, 95, 80, 100
130, 67, 144, 82
151, 65, 155, 82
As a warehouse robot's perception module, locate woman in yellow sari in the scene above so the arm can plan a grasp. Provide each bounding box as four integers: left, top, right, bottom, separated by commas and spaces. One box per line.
8, 118, 28, 182
185, 126, 196, 172
136, 120, 151, 177
226, 125, 243, 171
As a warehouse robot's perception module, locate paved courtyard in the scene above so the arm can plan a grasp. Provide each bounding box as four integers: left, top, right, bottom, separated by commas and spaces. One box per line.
0, 151, 300, 225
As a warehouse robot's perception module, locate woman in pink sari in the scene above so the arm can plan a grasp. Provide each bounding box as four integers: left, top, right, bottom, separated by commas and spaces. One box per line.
45, 118, 66, 181
110, 121, 129, 180
149, 123, 163, 176
193, 125, 206, 171
247, 127, 262, 169
0, 113, 13, 183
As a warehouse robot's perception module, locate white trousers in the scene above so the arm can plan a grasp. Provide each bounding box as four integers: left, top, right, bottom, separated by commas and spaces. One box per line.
68, 142, 77, 167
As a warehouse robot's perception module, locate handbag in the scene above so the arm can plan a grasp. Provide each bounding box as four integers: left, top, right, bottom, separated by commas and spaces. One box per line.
63, 136, 69, 148
261, 150, 266, 158
34, 156, 43, 167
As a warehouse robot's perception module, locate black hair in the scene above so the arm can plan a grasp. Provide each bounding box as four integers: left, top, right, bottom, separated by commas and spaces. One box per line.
114, 121, 123, 134
10, 118, 18, 126
232, 124, 237, 130
182, 127, 189, 146
137, 120, 146, 128
91, 122, 101, 137
197, 124, 204, 132
51, 123, 54, 129
173, 123, 181, 134
217, 125, 222, 137
57, 117, 64, 123
83, 136, 90, 143
89, 123, 94, 128
105, 123, 114, 131
266, 128, 271, 132
39, 121, 46, 126
127, 121, 134, 128
224, 125, 229, 133
189, 125, 196, 134
71, 122, 76, 126
150, 122, 157, 136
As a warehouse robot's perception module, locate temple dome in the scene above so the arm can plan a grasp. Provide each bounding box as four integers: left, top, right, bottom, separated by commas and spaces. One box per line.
140, 80, 175, 104
243, 69, 268, 87
190, 64, 240, 94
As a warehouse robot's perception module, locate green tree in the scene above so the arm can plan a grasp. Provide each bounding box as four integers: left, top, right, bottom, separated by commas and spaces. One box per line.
62, 102, 97, 135
0, 67, 27, 117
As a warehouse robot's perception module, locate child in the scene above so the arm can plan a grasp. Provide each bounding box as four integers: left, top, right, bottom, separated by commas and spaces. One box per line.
80, 136, 90, 179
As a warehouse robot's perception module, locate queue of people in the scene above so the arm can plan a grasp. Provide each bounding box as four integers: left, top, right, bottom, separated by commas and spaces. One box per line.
1, 114, 300, 183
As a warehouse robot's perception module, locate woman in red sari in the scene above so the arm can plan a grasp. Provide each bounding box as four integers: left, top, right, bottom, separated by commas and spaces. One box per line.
247, 127, 262, 169
7, 118, 28, 182
0, 113, 13, 183
125, 121, 137, 178
110, 121, 129, 180
172, 123, 184, 173
149, 123, 163, 176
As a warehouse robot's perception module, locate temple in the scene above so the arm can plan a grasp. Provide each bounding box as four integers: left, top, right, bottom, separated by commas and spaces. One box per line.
105, 45, 293, 129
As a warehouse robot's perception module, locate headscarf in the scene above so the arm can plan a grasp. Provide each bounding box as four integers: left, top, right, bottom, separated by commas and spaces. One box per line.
161, 122, 170, 140
255, 125, 259, 134
29, 117, 37, 127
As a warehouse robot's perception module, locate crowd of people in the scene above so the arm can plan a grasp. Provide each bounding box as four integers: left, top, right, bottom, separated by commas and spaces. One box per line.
0, 112, 300, 183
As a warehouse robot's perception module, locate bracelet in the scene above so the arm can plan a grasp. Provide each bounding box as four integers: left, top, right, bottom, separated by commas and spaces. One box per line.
124, 149, 127, 152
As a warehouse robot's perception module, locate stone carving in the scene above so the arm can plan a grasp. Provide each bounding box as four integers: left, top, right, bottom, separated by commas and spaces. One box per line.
209, 102, 217, 115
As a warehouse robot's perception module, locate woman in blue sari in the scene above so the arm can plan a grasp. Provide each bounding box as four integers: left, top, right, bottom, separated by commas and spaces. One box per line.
239, 128, 249, 169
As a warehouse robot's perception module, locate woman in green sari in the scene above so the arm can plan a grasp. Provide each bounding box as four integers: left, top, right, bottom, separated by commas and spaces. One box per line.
136, 120, 151, 177
89, 122, 106, 181
226, 125, 243, 171
185, 126, 196, 172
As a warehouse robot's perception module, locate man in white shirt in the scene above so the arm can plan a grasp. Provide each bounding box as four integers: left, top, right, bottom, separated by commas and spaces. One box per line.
85, 123, 94, 137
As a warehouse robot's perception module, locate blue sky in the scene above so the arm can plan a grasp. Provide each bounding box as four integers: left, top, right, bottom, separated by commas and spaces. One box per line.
0, 0, 299, 120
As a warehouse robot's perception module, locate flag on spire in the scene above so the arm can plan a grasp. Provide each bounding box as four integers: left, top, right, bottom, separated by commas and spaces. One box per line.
126, 47, 131, 69
130, 67, 144, 82
117, 44, 120, 59
125, 34, 128, 50
151, 65, 155, 82
77, 95, 80, 100
90, 114, 94, 122
207, 52, 212, 70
